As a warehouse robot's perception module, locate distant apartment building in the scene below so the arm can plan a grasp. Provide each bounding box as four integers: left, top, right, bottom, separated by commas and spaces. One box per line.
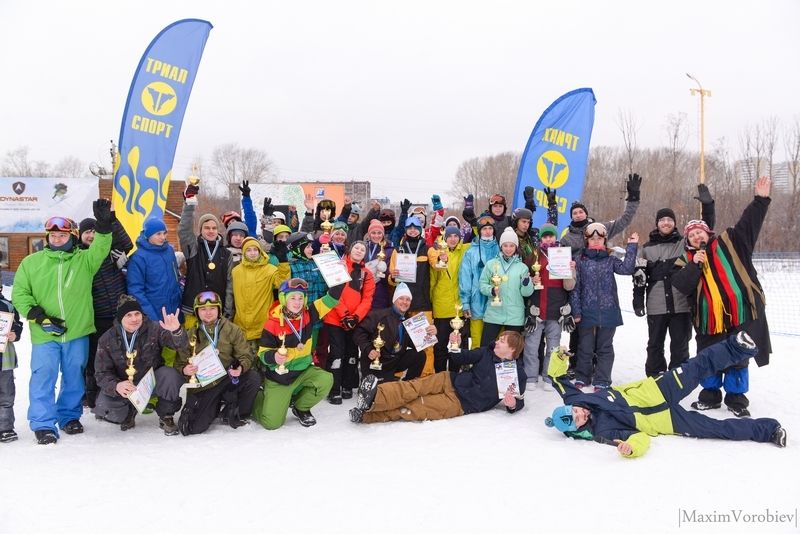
735, 158, 792, 192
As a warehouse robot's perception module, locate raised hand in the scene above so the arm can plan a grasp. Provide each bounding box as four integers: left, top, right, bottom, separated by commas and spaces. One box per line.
239, 180, 251, 197
694, 183, 713, 205
93, 198, 113, 233
626, 173, 642, 202
159, 307, 181, 332
263, 197, 273, 216
754, 176, 771, 198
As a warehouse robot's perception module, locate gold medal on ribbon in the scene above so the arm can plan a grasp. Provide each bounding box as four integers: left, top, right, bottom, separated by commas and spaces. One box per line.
208, 262, 216, 270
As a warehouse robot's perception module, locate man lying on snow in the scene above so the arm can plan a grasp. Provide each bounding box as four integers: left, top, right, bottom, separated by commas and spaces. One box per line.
348, 330, 526, 424
544, 332, 786, 457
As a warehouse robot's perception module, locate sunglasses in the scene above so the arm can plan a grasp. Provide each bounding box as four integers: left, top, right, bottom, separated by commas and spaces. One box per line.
45, 216, 77, 233
194, 291, 221, 306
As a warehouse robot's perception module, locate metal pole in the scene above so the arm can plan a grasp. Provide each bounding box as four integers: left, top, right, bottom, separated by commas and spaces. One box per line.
687, 74, 712, 184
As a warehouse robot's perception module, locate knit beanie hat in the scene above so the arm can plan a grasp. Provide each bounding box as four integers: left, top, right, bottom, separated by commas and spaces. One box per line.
115, 294, 143, 322
393, 282, 413, 303
499, 227, 519, 247
656, 208, 676, 225
539, 223, 557, 239
512, 208, 533, 221
570, 202, 588, 219
143, 217, 167, 239
444, 226, 461, 239
683, 220, 713, 237
368, 219, 384, 235
378, 209, 396, 224
545, 405, 578, 432
79, 218, 96, 236
273, 224, 292, 237
198, 213, 220, 230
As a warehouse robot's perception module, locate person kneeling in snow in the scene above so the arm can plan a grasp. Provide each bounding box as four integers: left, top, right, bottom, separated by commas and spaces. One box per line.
348, 330, 526, 424
544, 332, 787, 458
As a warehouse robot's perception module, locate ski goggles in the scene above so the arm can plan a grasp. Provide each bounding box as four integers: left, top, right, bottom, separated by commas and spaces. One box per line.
44, 216, 78, 235
584, 222, 608, 238
489, 194, 506, 206
280, 278, 309, 294
477, 215, 495, 229
194, 291, 222, 308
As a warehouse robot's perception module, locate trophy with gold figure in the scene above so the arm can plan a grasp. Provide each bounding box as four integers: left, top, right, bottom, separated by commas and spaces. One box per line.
125, 350, 137, 383
435, 235, 449, 269
319, 219, 333, 253
376, 245, 387, 279
187, 334, 199, 387
185, 165, 200, 206
532, 250, 544, 290
276, 333, 289, 375
370, 323, 385, 370
490, 264, 503, 306
448, 304, 465, 353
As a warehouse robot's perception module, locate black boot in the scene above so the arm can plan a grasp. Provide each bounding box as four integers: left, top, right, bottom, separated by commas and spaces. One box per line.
62, 420, 84, 435
159, 416, 179, 436
355, 374, 379, 411
35, 429, 58, 445
771, 427, 787, 448
291, 406, 317, 427
120, 406, 137, 431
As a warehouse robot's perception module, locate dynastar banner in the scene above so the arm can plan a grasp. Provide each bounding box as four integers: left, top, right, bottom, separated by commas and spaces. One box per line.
512, 88, 596, 236
113, 19, 212, 238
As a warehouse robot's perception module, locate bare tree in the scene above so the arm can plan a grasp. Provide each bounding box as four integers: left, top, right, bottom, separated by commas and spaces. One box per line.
617, 109, 639, 176
1, 146, 34, 176
450, 151, 520, 210
783, 117, 800, 236
52, 156, 85, 178
210, 143, 274, 198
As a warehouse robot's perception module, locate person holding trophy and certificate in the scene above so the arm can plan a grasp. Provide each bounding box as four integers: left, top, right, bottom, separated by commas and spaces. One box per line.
253, 279, 344, 429
93, 295, 187, 436
478, 227, 533, 347
428, 226, 471, 372
353, 283, 426, 384
174, 291, 259, 435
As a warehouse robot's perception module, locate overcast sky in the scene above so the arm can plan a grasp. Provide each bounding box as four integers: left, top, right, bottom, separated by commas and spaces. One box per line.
1, 0, 797, 202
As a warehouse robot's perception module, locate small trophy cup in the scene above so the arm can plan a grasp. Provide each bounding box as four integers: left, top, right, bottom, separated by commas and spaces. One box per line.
435, 236, 449, 269
276, 333, 289, 375
320, 219, 333, 253
185, 165, 200, 206
125, 350, 137, 383
448, 305, 464, 353
376, 247, 387, 279
188, 334, 199, 386
370, 323, 385, 370
532, 250, 544, 290
490, 265, 503, 307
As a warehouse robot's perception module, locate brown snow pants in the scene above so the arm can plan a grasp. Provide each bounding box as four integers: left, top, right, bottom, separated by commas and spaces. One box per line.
362, 371, 465, 423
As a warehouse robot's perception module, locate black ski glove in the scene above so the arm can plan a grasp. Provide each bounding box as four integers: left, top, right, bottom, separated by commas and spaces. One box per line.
626, 173, 642, 202
27, 306, 67, 336
93, 198, 113, 234
239, 180, 251, 198
263, 197, 273, 217
544, 187, 557, 209
694, 184, 714, 205
400, 199, 411, 215
270, 240, 289, 263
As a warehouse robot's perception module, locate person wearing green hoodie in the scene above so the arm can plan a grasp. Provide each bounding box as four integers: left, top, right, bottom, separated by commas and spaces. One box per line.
12, 199, 113, 444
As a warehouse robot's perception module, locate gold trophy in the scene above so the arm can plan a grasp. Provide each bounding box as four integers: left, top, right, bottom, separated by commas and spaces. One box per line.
532, 250, 544, 290
370, 323, 385, 370
435, 236, 449, 269
376, 246, 387, 279
188, 334, 199, 386
320, 219, 333, 253
276, 333, 289, 375
125, 350, 137, 383
185, 165, 200, 206
448, 304, 465, 353
490, 265, 503, 306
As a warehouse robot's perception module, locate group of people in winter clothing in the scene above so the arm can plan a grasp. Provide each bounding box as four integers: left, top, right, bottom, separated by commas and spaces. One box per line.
0, 173, 785, 457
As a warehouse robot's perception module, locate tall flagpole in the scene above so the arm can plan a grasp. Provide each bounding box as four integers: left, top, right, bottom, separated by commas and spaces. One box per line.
687, 73, 711, 184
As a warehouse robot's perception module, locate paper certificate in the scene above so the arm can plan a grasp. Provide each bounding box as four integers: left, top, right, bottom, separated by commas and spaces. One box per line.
547, 246, 573, 280
495, 360, 521, 399
395, 253, 417, 283
402, 312, 437, 352
0, 311, 12, 353
128, 368, 156, 414
193, 344, 228, 386
313, 251, 352, 287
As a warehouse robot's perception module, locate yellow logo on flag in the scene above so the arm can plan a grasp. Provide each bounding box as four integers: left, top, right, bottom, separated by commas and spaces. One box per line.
536, 150, 569, 189
141, 81, 178, 116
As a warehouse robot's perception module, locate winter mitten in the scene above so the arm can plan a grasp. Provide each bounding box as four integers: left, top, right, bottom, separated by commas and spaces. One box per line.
183, 183, 200, 201
270, 240, 289, 263
463, 194, 474, 211
632, 267, 646, 288
431, 194, 443, 211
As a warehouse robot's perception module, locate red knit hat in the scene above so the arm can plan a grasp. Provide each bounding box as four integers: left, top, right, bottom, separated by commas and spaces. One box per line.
368, 219, 384, 235
683, 220, 713, 237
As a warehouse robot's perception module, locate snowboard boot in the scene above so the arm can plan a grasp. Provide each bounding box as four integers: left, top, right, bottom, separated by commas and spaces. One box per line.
341, 388, 353, 400
0, 430, 18, 443
770, 427, 787, 448
120, 406, 137, 431
62, 420, 84, 435
690, 401, 722, 411
35, 429, 58, 445
727, 406, 751, 418
159, 416, 179, 436
291, 406, 317, 427
735, 331, 756, 350
349, 407, 364, 423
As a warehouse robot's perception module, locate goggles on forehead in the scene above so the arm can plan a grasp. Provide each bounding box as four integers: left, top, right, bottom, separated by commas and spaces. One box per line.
489, 194, 506, 206
194, 291, 222, 307
584, 223, 607, 238
45, 216, 78, 234
287, 278, 309, 290
477, 216, 495, 227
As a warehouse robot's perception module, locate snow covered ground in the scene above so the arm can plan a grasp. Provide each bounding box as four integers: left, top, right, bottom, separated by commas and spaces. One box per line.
2, 280, 799, 534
